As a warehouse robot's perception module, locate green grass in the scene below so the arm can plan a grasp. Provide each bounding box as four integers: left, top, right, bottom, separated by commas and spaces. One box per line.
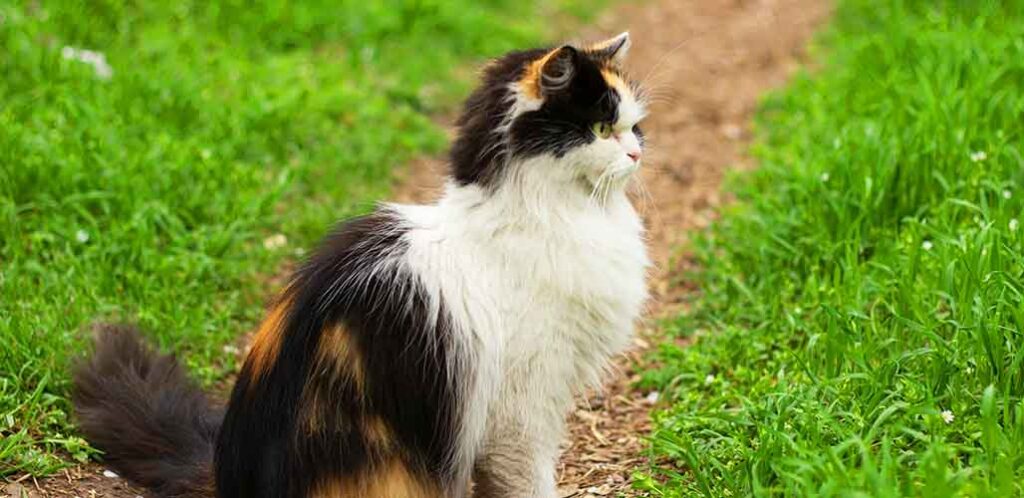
637, 0, 1024, 496
0, 0, 594, 476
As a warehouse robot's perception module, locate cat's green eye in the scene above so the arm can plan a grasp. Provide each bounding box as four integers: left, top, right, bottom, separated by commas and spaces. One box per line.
593, 122, 614, 139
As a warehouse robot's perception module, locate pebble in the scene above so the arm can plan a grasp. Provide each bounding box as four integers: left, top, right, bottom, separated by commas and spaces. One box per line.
721, 123, 743, 140
263, 234, 288, 250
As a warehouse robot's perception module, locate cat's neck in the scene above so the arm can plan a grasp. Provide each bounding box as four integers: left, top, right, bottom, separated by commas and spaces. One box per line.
436, 161, 634, 230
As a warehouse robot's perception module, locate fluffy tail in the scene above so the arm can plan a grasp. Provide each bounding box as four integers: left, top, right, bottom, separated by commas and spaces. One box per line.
72, 324, 221, 498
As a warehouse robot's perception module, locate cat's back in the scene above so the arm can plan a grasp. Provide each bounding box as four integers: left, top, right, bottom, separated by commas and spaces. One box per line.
215, 205, 465, 497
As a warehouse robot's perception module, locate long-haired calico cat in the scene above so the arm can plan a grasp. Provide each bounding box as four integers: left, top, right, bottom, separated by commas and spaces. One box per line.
73, 32, 648, 498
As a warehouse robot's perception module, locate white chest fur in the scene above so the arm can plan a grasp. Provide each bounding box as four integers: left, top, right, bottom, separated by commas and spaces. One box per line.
395, 179, 648, 380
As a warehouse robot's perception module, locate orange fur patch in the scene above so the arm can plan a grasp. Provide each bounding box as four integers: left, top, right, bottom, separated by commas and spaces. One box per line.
601, 68, 631, 99
301, 324, 369, 433
315, 323, 365, 391
362, 415, 393, 448
519, 47, 564, 100
313, 459, 443, 498
245, 298, 291, 382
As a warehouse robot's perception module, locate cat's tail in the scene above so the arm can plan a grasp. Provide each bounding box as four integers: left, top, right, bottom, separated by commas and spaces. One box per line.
72, 324, 220, 498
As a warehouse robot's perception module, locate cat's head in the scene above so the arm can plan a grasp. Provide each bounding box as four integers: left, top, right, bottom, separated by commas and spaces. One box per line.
450, 32, 647, 194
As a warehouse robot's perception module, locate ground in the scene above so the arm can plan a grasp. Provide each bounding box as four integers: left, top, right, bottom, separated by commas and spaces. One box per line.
2, 0, 827, 495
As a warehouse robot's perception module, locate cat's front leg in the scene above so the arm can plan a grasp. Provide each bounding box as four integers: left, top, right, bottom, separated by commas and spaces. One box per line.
470, 371, 571, 498
471, 423, 560, 498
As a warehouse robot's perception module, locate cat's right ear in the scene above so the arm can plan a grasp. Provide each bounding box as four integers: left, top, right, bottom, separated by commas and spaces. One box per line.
539, 45, 577, 96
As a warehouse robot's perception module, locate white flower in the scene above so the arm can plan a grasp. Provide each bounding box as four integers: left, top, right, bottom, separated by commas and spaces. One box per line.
820, 172, 830, 183
1003, 190, 1012, 199
263, 234, 288, 250
940, 409, 955, 424
644, 391, 660, 404
704, 374, 715, 386
921, 240, 933, 251
75, 229, 89, 243
61, 46, 113, 80
1010, 219, 1019, 232
970, 151, 987, 162
222, 345, 240, 355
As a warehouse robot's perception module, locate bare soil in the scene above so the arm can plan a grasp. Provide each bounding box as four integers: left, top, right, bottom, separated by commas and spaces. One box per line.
7, 0, 828, 495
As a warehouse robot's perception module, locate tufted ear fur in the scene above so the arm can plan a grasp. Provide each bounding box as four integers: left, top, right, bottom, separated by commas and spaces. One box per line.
539, 45, 577, 96
587, 32, 631, 65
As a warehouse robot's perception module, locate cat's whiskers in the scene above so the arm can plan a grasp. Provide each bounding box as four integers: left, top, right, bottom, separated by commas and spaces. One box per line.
629, 173, 657, 221
588, 168, 616, 207
636, 84, 676, 107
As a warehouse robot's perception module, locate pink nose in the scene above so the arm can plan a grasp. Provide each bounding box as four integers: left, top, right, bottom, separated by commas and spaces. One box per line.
627, 151, 642, 163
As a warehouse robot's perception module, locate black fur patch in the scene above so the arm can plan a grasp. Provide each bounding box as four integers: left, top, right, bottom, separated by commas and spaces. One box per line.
449, 47, 626, 189
450, 48, 547, 187
215, 209, 461, 497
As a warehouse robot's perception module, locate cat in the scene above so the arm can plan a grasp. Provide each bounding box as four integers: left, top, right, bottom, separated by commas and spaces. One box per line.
72, 32, 649, 498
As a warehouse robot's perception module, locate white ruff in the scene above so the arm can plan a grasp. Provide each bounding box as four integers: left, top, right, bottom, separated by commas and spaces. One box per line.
390, 156, 649, 496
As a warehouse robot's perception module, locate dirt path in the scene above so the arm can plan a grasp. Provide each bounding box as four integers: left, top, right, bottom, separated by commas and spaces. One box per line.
9, 1, 827, 496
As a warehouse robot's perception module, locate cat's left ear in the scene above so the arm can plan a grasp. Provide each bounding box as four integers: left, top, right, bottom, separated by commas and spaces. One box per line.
587, 32, 631, 65
539, 45, 578, 96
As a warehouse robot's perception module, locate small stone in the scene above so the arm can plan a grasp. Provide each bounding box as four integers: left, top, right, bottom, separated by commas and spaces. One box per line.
584, 393, 606, 410
103, 469, 119, 478
263, 233, 288, 250
644, 391, 659, 404
721, 123, 743, 140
